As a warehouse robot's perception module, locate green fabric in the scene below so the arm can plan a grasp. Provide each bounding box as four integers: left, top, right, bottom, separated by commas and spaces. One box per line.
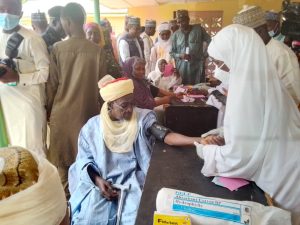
170, 24, 211, 85
0, 101, 9, 147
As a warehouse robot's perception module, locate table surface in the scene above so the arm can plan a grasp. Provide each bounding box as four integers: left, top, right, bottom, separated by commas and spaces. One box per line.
135, 142, 267, 225
170, 97, 208, 107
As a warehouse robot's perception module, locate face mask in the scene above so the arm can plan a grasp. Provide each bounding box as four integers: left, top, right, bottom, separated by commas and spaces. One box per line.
213, 63, 230, 85
268, 30, 276, 37
0, 13, 20, 30
268, 23, 278, 38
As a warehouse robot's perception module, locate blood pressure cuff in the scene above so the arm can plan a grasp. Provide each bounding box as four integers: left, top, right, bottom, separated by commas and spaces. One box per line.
149, 123, 171, 141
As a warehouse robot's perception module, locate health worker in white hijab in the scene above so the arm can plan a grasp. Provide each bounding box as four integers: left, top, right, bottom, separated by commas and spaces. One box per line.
196, 24, 300, 225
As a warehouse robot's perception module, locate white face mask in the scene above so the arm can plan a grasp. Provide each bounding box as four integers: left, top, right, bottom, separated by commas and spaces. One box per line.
213, 63, 230, 86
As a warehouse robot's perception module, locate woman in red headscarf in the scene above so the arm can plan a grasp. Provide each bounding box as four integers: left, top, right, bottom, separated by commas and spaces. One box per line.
84, 22, 121, 78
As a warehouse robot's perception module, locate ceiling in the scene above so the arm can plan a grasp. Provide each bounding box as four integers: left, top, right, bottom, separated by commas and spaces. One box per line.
100, 0, 213, 9
22, 0, 128, 16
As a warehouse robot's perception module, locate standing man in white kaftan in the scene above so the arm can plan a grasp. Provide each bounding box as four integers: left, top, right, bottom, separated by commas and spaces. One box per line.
265, 10, 287, 43
233, 5, 300, 106
141, 19, 156, 76
0, 0, 49, 157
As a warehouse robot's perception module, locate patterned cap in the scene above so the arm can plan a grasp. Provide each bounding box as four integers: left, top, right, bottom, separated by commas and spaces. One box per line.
233, 5, 266, 28
31, 12, 47, 22
128, 17, 141, 26
265, 10, 280, 21
176, 10, 189, 19
145, 19, 156, 28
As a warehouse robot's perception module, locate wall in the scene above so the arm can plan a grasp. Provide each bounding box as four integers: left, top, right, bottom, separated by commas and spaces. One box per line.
128, 0, 300, 29
20, 0, 300, 37
129, 0, 238, 27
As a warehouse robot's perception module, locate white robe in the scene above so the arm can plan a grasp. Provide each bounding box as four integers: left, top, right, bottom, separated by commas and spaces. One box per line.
0, 26, 49, 157
206, 83, 227, 128
150, 35, 172, 71
266, 38, 300, 105
198, 24, 300, 225
141, 32, 154, 76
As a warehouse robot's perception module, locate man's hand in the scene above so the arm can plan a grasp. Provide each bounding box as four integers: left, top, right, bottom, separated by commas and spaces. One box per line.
0, 65, 19, 84
179, 53, 191, 61
95, 177, 119, 201
201, 135, 225, 146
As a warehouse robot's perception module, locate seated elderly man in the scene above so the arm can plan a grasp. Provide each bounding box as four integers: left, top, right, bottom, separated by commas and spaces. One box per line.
68, 75, 201, 225
0, 147, 68, 225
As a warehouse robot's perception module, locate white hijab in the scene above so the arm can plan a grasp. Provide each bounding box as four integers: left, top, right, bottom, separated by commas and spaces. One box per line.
150, 23, 172, 70
203, 24, 300, 224
156, 22, 172, 51
0, 148, 67, 225
148, 58, 164, 85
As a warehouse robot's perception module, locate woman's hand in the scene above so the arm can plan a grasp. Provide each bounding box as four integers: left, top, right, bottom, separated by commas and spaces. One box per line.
173, 92, 184, 99
179, 53, 191, 61
201, 135, 225, 146
95, 177, 119, 201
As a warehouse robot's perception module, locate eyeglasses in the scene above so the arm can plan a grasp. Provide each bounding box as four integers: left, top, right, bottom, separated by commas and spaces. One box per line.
113, 102, 135, 111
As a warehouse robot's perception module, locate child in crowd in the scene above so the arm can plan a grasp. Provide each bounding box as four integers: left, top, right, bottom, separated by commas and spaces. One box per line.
147, 58, 181, 90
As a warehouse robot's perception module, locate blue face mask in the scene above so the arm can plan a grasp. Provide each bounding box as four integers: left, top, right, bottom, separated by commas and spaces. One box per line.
268, 30, 276, 37
268, 23, 279, 38
0, 13, 20, 30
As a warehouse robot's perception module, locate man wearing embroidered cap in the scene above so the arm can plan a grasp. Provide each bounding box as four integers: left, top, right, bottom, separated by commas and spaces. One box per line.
265, 10, 287, 43
31, 11, 48, 35
141, 19, 156, 76
68, 75, 202, 225
170, 9, 211, 84
233, 5, 300, 106
119, 17, 144, 65
0, 0, 49, 157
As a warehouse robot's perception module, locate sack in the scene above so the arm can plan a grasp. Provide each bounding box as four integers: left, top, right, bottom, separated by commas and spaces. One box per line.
0, 101, 9, 147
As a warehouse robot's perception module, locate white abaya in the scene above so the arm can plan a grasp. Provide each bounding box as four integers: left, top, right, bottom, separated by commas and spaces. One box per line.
198, 24, 300, 225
